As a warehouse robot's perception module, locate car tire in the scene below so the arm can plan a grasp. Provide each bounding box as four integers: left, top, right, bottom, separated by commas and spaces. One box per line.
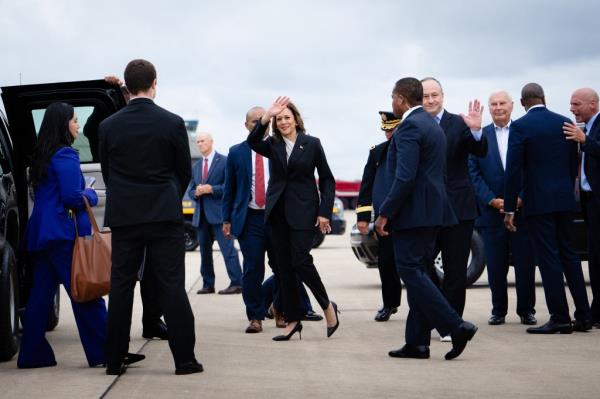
433, 230, 486, 287
46, 289, 60, 332
0, 243, 19, 361
184, 221, 199, 252
312, 231, 325, 248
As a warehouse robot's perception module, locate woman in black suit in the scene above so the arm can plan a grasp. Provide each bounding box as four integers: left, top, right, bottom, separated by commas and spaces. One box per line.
247, 96, 339, 341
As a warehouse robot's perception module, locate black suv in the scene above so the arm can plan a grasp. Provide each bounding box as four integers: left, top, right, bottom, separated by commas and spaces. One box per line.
351, 214, 588, 287
0, 80, 127, 360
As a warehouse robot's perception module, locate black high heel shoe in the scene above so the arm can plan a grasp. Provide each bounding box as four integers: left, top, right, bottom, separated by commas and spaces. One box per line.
273, 321, 303, 341
124, 352, 146, 365
327, 302, 340, 338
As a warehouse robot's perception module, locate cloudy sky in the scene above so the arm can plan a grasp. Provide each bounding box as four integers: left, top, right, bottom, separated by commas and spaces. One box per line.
1, 0, 599, 179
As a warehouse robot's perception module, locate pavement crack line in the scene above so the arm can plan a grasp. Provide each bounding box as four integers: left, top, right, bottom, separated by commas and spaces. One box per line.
99, 273, 203, 398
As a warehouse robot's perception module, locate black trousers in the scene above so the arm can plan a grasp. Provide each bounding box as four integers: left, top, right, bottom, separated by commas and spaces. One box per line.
376, 232, 402, 308
478, 223, 536, 317
431, 219, 474, 317
581, 191, 600, 322
527, 212, 591, 323
106, 222, 196, 368
269, 199, 330, 322
393, 228, 462, 345
139, 247, 163, 327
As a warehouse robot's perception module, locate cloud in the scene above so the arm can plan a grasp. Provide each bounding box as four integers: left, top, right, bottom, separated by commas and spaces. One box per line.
1, 0, 600, 179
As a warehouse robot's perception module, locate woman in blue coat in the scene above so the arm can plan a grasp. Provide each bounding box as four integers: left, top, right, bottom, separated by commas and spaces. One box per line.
17, 103, 107, 368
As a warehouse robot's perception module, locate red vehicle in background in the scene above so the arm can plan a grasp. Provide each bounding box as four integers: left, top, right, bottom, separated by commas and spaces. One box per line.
335, 180, 361, 210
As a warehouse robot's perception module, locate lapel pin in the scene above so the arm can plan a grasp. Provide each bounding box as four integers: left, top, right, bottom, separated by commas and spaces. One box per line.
300, 145, 304, 150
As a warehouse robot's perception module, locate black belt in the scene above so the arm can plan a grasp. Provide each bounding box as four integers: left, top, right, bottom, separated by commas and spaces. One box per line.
247, 208, 265, 214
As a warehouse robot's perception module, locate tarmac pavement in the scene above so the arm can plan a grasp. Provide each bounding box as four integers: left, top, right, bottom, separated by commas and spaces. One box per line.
1, 211, 599, 398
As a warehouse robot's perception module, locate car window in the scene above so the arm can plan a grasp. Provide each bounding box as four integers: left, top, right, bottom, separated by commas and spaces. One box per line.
0, 120, 11, 175
0, 146, 4, 176
31, 105, 97, 163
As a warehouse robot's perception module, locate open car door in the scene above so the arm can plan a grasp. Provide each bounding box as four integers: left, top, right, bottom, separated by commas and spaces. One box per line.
1, 79, 126, 229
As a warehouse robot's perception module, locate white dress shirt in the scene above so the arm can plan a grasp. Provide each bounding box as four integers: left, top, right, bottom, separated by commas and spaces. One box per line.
402, 105, 423, 122
494, 122, 511, 170
581, 111, 599, 192
282, 136, 295, 162
201, 150, 215, 175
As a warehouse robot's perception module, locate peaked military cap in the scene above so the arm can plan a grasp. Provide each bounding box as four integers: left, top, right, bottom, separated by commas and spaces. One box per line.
379, 111, 401, 131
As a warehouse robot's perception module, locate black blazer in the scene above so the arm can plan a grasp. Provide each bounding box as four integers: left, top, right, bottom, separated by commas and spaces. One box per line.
439, 110, 488, 221
356, 140, 391, 222
247, 121, 335, 230
379, 107, 457, 230
99, 98, 191, 227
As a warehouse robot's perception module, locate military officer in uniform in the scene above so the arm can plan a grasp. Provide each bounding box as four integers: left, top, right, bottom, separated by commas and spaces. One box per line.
357, 111, 403, 321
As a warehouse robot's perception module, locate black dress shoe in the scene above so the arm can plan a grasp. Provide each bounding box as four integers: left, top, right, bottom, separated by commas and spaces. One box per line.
526, 320, 572, 334
488, 315, 505, 325
302, 310, 324, 321
375, 307, 398, 322
175, 359, 204, 375
573, 319, 593, 332
388, 344, 430, 359
142, 319, 168, 340
445, 321, 478, 360
519, 313, 537, 325
106, 363, 126, 376
124, 353, 146, 365
196, 287, 215, 294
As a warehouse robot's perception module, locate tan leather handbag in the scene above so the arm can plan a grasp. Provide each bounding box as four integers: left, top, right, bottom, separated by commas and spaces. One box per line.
70, 197, 111, 303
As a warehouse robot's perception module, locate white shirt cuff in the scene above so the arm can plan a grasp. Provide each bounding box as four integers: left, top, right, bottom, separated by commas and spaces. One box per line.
471, 129, 483, 141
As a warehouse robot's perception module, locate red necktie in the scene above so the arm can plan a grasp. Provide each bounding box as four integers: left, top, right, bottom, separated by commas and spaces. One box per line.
255, 154, 265, 208
202, 158, 209, 183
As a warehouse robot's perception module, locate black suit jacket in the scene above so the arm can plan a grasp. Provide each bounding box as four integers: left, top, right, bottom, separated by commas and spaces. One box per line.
379, 107, 457, 230
356, 140, 391, 222
439, 110, 488, 221
247, 121, 335, 230
99, 98, 191, 227
583, 113, 600, 194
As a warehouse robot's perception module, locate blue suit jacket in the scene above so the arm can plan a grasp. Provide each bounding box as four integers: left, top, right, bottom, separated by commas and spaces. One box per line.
379, 107, 457, 230
504, 106, 578, 215
469, 124, 511, 227
222, 141, 254, 237
583, 113, 600, 193
25, 147, 98, 251
188, 151, 226, 226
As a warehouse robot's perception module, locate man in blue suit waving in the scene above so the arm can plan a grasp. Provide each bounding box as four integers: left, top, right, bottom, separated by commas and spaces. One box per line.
189, 133, 243, 295
469, 91, 536, 326
504, 83, 591, 334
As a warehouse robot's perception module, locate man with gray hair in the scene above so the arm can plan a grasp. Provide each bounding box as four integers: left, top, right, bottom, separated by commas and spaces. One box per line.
469, 91, 536, 326
564, 88, 600, 329
189, 132, 243, 295
504, 83, 591, 334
